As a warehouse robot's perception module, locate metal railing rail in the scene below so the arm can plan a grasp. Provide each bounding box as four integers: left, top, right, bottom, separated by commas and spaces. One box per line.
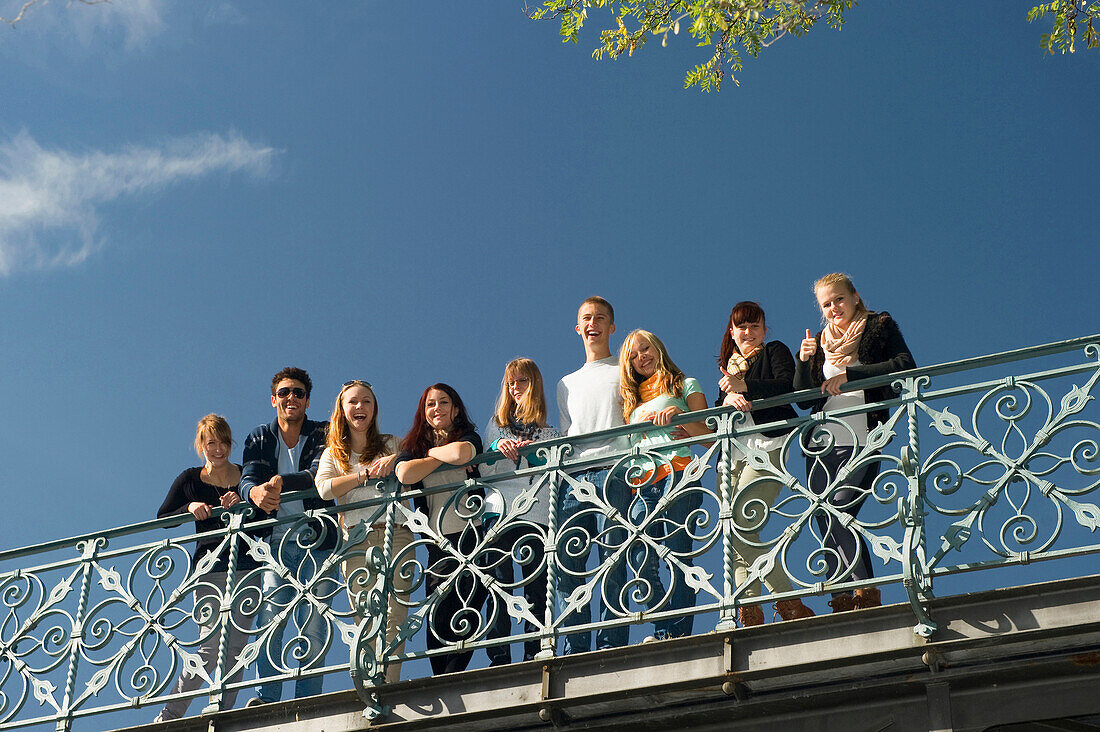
0, 334, 1097, 729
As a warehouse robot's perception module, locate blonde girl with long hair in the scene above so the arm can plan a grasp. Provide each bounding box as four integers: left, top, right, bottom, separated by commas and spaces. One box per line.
618, 330, 710, 641
314, 380, 411, 684
481, 358, 561, 665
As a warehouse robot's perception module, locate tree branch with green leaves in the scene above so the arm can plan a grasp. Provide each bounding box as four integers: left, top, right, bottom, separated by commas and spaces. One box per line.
527, 1, 1099, 92
1028, 0, 1100, 54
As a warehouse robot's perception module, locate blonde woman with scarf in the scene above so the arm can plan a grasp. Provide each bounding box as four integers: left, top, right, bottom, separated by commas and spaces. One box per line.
795, 273, 915, 612
619, 330, 711, 641
716, 302, 815, 627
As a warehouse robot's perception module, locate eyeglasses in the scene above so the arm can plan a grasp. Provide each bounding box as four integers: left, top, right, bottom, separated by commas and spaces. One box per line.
343, 380, 373, 389
276, 387, 307, 399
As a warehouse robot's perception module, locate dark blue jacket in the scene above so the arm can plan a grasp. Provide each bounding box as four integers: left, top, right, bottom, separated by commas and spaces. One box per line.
239, 418, 332, 534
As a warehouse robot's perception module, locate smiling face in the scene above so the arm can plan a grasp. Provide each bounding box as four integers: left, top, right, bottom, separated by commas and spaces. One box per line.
730, 319, 767, 354
628, 335, 659, 379
272, 378, 309, 425
815, 283, 861, 330
200, 436, 231, 468
576, 301, 615, 349
341, 384, 376, 434
424, 388, 458, 433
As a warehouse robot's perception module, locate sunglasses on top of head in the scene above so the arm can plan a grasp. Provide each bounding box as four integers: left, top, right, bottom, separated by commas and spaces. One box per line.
343, 380, 373, 389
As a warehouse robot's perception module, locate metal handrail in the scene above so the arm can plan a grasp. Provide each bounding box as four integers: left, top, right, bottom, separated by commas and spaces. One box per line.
1, 334, 1098, 730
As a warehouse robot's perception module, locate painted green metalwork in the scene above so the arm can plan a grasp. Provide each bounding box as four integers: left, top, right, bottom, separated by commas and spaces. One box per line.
1, 335, 1098, 729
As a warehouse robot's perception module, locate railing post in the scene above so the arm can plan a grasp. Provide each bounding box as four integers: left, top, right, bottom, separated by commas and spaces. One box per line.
715, 416, 738, 632
55, 537, 104, 732
376, 479, 399, 683
352, 478, 398, 721
204, 508, 245, 713
899, 376, 937, 637
536, 444, 568, 660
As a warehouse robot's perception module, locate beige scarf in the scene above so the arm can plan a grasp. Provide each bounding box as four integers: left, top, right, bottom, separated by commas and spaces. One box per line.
725, 346, 760, 380
821, 315, 868, 367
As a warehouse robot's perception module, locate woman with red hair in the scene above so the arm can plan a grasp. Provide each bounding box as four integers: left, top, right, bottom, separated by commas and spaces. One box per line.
395, 383, 485, 675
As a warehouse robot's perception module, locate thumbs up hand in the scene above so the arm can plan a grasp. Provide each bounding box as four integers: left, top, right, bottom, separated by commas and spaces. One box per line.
799, 328, 818, 363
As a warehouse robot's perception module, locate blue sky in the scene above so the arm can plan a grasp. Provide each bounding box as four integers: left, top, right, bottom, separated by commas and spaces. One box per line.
1, 0, 1097, 553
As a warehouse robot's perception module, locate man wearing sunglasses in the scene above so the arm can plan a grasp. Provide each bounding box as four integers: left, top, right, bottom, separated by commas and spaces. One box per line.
239, 366, 335, 705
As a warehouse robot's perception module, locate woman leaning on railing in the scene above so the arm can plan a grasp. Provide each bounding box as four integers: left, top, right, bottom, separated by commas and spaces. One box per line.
314, 379, 411, 684
716, 301, 815, 626
153, 414, 256, 722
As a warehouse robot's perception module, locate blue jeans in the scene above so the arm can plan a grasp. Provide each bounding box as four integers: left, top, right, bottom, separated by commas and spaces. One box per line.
253, 534, 336, 702
556, 468, 629, 654
629, 474, 701, 639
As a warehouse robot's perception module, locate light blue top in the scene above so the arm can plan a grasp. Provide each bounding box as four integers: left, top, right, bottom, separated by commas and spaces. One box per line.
627, 376, 703, 460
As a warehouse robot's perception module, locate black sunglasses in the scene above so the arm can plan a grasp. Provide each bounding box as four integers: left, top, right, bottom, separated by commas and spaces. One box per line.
276, 387, 307, 399
343, 380, 373, 389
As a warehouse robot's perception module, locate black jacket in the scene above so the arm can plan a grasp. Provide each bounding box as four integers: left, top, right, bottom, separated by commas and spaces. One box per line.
793, 311, 915, 430
715, 340, 799, 438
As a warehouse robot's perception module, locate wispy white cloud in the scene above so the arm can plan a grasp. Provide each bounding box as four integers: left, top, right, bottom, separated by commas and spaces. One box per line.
0, 130, 276, 275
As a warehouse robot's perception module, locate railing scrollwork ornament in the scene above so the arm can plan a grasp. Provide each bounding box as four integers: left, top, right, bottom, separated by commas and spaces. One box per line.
920, 350, 1100, 575
3, 336, 1100, 730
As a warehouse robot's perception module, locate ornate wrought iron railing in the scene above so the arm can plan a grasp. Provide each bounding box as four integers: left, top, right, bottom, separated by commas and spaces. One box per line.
1, 335, 1098, 729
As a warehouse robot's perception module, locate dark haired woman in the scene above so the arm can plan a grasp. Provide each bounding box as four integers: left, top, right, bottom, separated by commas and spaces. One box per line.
716, 302, 815, 627
395, 384, 485, 675
795, 273, 915, 611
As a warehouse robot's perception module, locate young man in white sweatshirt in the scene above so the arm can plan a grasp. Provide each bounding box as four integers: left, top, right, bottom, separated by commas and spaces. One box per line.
555, 296, 631, 654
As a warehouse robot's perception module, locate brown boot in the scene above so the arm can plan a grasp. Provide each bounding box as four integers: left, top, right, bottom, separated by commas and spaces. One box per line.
853, 587, 881, 609
827, 594, 856, 613
773, 598, 815, 621
738, 604, 765, 627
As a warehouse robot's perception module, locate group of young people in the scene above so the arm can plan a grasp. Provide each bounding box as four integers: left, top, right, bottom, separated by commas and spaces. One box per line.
153, 271, 915, 719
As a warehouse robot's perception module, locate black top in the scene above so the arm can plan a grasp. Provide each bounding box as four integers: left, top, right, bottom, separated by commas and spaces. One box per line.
157, 465, 259, 572
793, 311, 916, 430
396, 429, 483, 525
715, 340, 799, 438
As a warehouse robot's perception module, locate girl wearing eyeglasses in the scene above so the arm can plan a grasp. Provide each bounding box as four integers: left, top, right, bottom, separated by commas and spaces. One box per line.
480, 358, 561, 665
315, 380, 408, 683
